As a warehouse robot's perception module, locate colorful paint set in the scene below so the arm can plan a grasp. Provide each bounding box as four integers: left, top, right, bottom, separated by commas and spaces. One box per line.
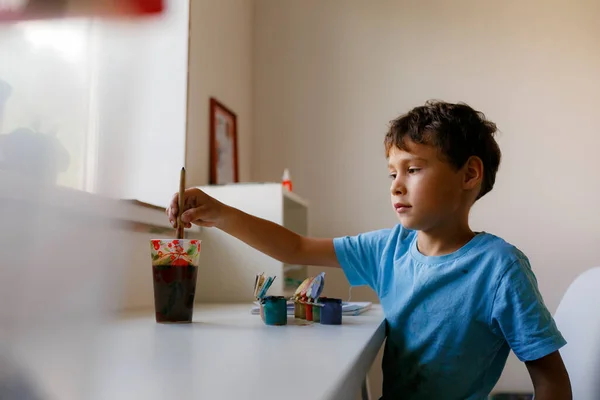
291, 273, 342, 325
253, 272, 343, 326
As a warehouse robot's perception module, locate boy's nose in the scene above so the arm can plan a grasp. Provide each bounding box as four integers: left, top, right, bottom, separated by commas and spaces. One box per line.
390, 179, 405, 195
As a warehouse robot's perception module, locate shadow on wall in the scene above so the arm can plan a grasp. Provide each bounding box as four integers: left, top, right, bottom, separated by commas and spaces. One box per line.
0, 79, 70, 184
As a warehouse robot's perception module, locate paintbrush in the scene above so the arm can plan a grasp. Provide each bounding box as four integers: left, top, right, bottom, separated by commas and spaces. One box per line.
253, 274, 259, 297
264, 276, 276, 297
257, 276, 277, 300
258, 275, 266, 296
257, 277, 273, 299
254, 273, 264, 299
176, 167, 186, 239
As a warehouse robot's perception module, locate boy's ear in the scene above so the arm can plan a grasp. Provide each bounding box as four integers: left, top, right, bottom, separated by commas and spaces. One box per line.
463, 156, 483, 191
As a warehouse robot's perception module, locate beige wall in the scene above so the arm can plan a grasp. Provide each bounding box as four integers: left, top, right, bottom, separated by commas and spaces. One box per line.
253, 0, 600, 395
186, 0, 254, 186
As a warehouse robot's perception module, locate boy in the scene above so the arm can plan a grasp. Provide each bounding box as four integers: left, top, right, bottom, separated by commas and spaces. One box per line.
167, 100, 572, 399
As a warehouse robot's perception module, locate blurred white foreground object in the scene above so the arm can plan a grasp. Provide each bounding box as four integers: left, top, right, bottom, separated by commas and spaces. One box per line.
0, 171, 130, 399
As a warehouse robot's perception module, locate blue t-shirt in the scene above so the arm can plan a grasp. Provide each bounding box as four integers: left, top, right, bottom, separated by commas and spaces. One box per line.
333, 225, 566, 400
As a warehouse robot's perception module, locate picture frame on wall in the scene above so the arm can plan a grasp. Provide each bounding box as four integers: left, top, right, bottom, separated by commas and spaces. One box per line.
209, 97, 239, 185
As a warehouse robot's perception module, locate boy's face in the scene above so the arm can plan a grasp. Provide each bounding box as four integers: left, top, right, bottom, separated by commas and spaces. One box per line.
388, 142, 471, 231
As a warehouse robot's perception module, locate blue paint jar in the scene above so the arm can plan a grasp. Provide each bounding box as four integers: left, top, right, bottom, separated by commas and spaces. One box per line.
320, 297, 342, 325
262, 296, 287, 326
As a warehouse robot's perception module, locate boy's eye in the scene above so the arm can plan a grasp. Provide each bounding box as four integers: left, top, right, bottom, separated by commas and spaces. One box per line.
388, 173, 397, 179
408, 168, 421, 174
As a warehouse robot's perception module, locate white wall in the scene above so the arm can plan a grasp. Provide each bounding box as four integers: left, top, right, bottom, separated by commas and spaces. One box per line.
186, 0, 254, 187
94, 0, 189, 207
253, 0, 600, 395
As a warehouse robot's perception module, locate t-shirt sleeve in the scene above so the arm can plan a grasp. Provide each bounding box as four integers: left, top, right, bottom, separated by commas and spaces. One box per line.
332, 229, 390, 290
490, 257, 567, 362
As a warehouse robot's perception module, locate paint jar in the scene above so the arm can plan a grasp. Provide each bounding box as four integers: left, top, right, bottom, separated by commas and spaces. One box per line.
262, 296, 287, 326
294, 300, 306, 319
305, 302, 313, 321
259, 302, 266, 322
313, 297, 324, 322
320, 297, 342, 325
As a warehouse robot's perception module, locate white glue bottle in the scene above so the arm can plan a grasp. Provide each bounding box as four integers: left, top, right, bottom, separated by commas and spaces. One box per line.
282, 168, 292, 191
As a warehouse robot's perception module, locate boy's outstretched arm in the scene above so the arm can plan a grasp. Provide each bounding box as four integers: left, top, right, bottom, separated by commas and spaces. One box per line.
525, 351, 572, 399
167, 188, 341, 268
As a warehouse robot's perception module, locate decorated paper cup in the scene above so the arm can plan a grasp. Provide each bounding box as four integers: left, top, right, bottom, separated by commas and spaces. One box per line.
150, 239, 201, 323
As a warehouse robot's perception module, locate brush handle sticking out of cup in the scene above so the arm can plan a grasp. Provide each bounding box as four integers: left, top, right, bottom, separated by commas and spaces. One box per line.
177, 167, 186, 239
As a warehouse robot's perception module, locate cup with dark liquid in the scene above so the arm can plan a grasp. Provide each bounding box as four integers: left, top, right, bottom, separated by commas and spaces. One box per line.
150, 239, 201, 323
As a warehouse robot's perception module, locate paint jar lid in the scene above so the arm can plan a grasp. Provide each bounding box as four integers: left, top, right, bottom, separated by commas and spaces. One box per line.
307, 272, 325, 300
320, 297, 341, 304
263, 295, 285, 302
294, 276, 314, 298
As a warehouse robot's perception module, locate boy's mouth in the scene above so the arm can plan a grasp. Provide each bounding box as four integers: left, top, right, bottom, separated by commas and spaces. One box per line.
394, 203, 412, 213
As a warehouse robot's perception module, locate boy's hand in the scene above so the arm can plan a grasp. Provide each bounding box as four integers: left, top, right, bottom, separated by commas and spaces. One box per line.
166, 188, 226, 229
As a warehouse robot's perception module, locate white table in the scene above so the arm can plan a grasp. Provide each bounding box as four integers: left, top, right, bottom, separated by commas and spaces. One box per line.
90, 303, 386, 400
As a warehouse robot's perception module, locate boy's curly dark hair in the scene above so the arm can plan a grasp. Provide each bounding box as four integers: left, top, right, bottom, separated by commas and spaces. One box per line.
384, 100, 501, 200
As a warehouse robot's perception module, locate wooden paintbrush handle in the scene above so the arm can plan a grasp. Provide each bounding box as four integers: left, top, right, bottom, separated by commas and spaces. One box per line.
177, 167, 186, 239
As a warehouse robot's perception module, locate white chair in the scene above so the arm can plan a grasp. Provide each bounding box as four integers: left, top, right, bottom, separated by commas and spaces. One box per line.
553, 267, 600, 399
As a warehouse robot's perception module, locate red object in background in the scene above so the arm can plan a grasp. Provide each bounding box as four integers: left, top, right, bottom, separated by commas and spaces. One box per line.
0, 0, 165, 22
282, 168, 292, 192
134, 0, 164, 14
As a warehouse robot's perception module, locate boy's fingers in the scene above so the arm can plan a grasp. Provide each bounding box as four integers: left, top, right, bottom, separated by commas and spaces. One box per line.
167, 193, 182, 226
165, 206, 174, 226
181, 209, 194, 223
181, 208, 205, 224
169, 193, 179, 212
